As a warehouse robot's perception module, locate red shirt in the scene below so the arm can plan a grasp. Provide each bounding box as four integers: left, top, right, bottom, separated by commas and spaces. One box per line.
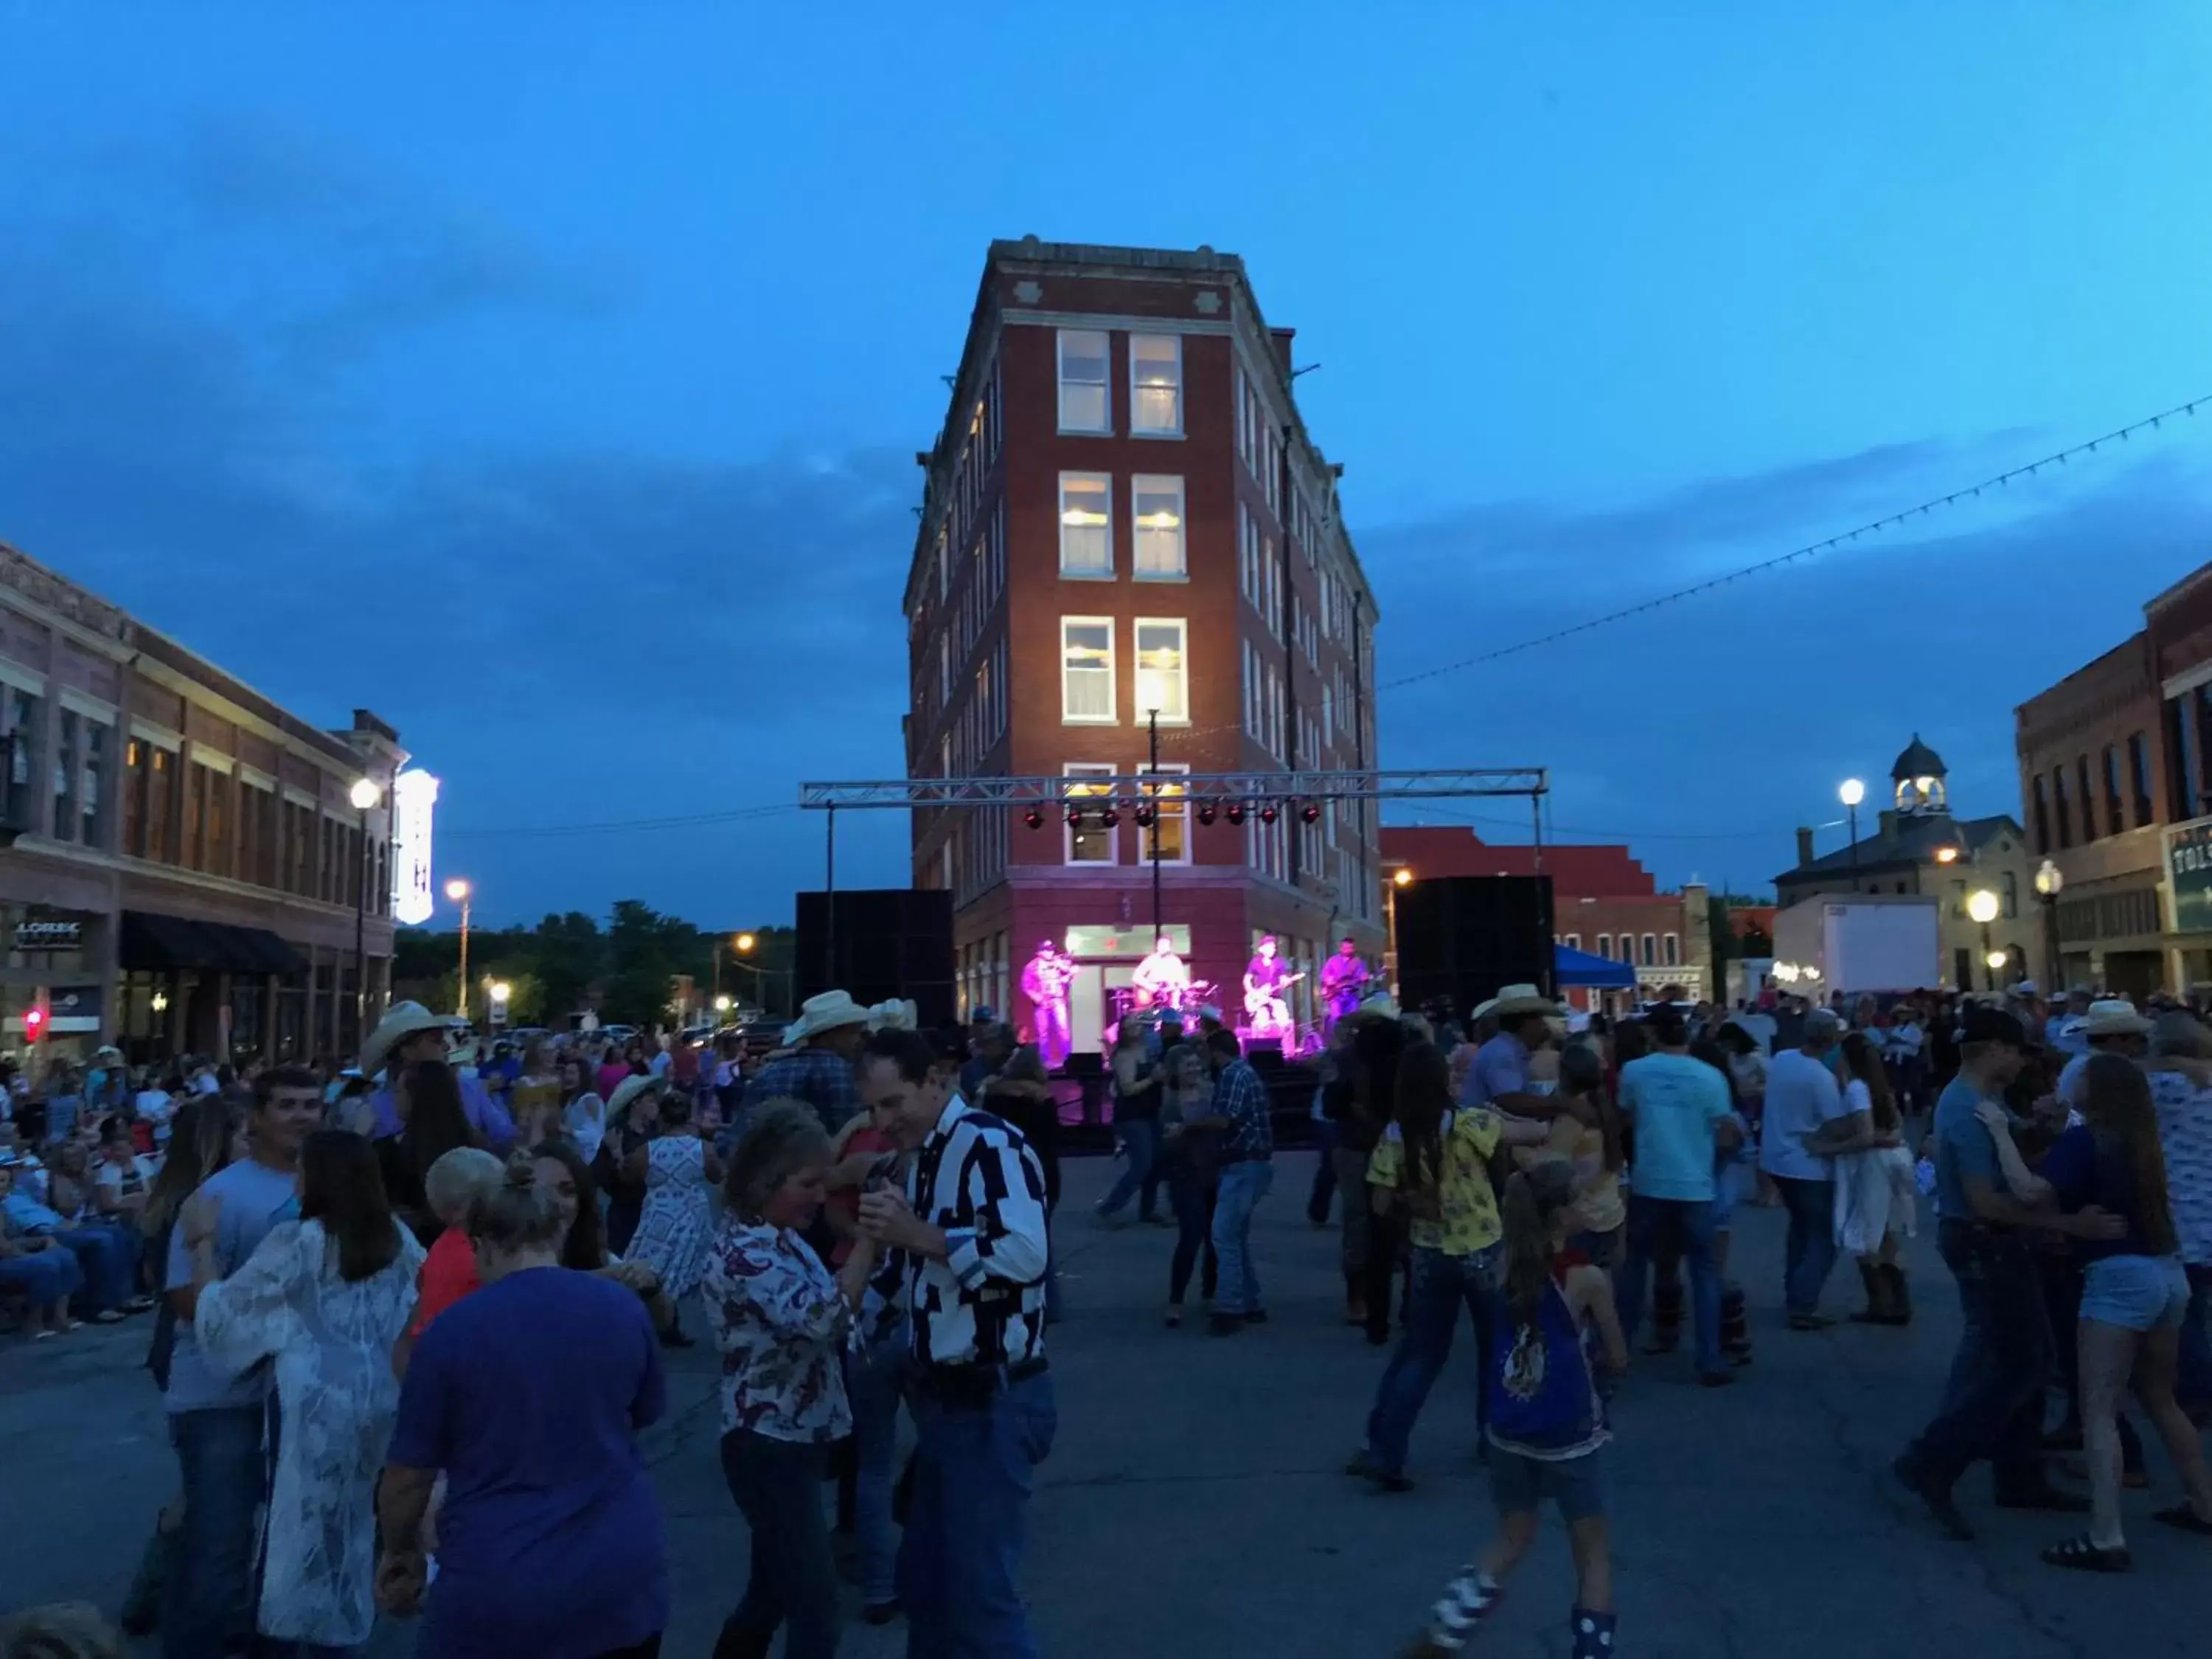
828, 1125, 896, 1267
406, 1228, 481, 1340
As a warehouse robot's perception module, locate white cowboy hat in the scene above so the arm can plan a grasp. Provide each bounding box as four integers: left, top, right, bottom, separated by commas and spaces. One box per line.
782, 990, 873, 1046
2081, 998, 2153, 1039
866, 998, 919, 1032
606, 1073, 664, 1123
1470, 996, 1500, 1023
1488, 983, 1562, 1020
361, 1001, 465, 1078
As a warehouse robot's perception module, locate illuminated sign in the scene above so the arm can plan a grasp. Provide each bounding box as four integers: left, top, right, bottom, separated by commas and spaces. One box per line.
390, 769, 440, 926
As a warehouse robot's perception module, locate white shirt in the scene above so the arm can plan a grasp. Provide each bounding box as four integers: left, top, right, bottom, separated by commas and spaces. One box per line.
1760, 1048, 1850, 1181
135, 1089, 175, 1123
563, 1091, 608, 1165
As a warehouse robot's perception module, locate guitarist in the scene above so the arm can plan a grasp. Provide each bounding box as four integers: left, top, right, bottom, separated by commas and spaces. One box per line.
1242, 936, 1301, 1034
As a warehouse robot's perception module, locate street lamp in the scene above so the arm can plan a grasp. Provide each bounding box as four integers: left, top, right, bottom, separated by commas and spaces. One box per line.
1985, 947, 2010, 981
714, 994, 732, 1016
488, 979, 512, 1027
1135, 667, 1167, 939
445, 878, 473, 1018
1967, 888, 2000, 990
1388, 866, 1413, 995
1839, 778, 1865, 870
2034, 858, 2065, 992
348, 777, 382, 1050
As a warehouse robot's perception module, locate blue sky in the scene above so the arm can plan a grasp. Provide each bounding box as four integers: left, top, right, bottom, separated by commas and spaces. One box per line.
4, 1, 2209, 923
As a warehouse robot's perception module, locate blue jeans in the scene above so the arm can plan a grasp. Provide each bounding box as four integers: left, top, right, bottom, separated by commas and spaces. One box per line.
56, 1223, 139, 1314
0, 1242, 83, 1305
1614, 1194, 1725, 1377
1168, 1162, 1218, 1306
163, 1404, 270, 1659
1307, 1119, 1340, 1223
717, 1429, 838, 1659
846, 1330, 908, 1605
1902, 1221, 2053, 1498
901, 1371, 1057, 1659
1365, 1244, 1500, 1477
1099, 1117, 1162, 1219
1775, 1175, 1839, 1317
1211, 1161, 1274, 1317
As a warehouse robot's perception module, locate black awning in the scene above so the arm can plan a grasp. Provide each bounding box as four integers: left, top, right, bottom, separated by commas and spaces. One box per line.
119, 912, 307, 976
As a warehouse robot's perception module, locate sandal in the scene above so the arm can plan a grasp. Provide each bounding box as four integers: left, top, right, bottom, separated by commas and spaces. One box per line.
2041, 1534, 2131, 1573
2152, 1503, 2212, 1536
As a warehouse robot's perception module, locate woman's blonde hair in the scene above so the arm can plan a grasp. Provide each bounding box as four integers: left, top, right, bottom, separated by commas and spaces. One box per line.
724, 1099, 832, 1219
466, 1152, 566, 1253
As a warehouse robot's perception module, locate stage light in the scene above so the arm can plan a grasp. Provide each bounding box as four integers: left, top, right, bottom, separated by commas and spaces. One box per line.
1097, 801, 1119, 827
1023, 807, 1045, 830
1259, 801, 1279, 825
1065, 805, 1084, 829
1133, 803, 1155, 827
1225, 802, 1247, 827
1196, 801, 1218, 826
1299, 801, 1321, 824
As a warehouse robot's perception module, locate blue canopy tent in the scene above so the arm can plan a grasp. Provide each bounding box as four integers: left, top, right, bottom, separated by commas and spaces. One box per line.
1554, 943, 1637, 989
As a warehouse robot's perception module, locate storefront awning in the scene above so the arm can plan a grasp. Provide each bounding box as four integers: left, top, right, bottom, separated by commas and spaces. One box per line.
119, 911, 305, 976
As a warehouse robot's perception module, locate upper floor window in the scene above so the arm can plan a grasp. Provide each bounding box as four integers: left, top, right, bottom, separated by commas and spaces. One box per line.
1057, 330, 1110, 433
1131, 476, 1185, 578
1063, 762, 1116, 863
1663, 933, 1680, 966
1060, 617, 1115, 723
1058, 473, 1112, 577
1641, 933, 1657, 966
1596, 933, 1613, 959
2129, 731, 2154, 827
1130, 335, 1181, 435
1133, 619, 1189, 724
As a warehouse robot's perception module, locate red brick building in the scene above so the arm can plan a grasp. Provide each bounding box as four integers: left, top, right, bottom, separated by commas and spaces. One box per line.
902, 240, 1385, 1054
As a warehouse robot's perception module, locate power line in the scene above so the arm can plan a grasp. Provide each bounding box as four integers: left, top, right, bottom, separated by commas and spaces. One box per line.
1381, 393, 2211, 692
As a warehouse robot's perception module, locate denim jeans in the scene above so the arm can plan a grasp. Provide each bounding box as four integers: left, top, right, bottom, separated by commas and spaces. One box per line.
0, 1242, 83, 1304
901, 1371, 1057, 1659
1365, 1244, 1500, 1477
1211, 1161, 1275, 1317
1307, 1119, 1340, 1223
56, 1223, 138, 1313
1774, 1175, 1839, 1317
1099, 1117, 1162, 1219
1902, 1221, 2053, 1498
163, 1403, 270, 1659
1614, 1194, 1725, 1377
1167, 1162, 1218, 1305
845, 1330, 908, 1606
717, 1429, 838, 1659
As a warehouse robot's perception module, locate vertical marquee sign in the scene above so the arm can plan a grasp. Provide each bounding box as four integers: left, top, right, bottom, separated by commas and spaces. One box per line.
390, 769, 441, 927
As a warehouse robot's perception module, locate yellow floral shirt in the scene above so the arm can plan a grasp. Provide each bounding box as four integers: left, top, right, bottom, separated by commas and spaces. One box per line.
1366, 1108, 1505, 1256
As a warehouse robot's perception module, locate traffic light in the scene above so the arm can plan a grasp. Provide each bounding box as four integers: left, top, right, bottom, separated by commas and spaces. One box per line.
22, 1004, 46, 1043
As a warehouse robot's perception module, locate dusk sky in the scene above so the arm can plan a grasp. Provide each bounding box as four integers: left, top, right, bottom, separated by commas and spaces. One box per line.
4, 4, 2209, 925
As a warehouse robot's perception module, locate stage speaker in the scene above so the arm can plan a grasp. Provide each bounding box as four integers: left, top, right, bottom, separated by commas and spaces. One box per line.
794, 888, 956, 1030
1394, 875, 1555, 1020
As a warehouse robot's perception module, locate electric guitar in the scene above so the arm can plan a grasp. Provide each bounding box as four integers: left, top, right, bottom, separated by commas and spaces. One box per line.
1243, 970, 1307, 1021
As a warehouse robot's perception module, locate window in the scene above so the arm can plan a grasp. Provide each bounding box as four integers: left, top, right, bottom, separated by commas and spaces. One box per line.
2129, 731, 2154, 827
2002, 871, 2019, 919
1641, 933, 1657, 966
1131, 476, 1185, 577
1062, 763, 1115, 863
1058, 473, 1112, 576
0, 687, 37, 831
2052, 767, 2072, 849
2077, 757, 2097, 840
77, 720, 106, 848
1596, 933, 1612, 959
1130, 335, 1181, 434
2104, 745, 2124, 836
1057, 330, 1110, 433
50, 709, 77, 842
1060, 617, 1115, 723
1663, 933, 1680, 966
1138, 762, 1189, 862
1131, 619, 1189, 726
1566, 934, 1582, 950
2031, 773, 2051, 852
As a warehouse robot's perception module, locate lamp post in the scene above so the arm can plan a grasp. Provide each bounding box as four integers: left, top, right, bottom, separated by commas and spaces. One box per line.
1387, 866, 1413, 995
1967, 888, 2001, 990
1839, 777, 1865, 870
1985, 947, 2011, 987
1136, 669, 1166, 939
348, 777, 381, 1050
488, 979, 512, 1029
445, 878, 473, 1019
2034, 858, 2064, 991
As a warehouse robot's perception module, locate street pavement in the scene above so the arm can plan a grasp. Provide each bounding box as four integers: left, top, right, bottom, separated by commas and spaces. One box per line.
4, 1151, 2206, 1657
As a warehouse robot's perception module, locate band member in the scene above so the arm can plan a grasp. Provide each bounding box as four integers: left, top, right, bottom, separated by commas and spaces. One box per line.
1020, 939, 1074, 1071
1319, 939, 1371, 1029
1242, 936, 1301, 1034
1132, 934, 1189, 1011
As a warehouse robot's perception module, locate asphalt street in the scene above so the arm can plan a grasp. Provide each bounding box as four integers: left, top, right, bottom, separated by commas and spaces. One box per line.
2, 1151, 2205, 1657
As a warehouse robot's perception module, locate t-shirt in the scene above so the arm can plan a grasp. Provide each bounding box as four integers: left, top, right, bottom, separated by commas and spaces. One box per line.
1760, 1048, 1849, 1182
94, 1155, 158, 1208
1458, 1032, 1531, 1110
1932, 1074, 2008, 1223
389, 1267, 668, 1659
2040, 1122, 2164, 1262
1618, 1053, 1732, 1202
162, 1158, 302, 1413
406, 1228, 482, 1340
2148, 1068, 2212, 1267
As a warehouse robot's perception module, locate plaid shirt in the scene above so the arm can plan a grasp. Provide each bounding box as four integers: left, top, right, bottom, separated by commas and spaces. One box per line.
740, 1045, 860, 1133
1214, 1058, 1274, 1163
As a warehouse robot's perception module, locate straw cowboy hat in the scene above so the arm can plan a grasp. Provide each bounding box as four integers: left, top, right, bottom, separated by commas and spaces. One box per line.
605, 1073, 667, 1124
361, 1001, 465, 1079
782, 990, 873, 1046
866, 998, 919, 1032
1487, 984, 1562, 1020
2081, 998, 2153, 1039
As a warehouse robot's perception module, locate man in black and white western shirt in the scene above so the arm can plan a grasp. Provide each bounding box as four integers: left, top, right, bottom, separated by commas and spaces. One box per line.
855, 1026, 1052, 1659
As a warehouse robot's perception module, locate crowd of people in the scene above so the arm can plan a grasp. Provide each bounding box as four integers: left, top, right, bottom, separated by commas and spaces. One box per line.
3, 970, 2210, 1658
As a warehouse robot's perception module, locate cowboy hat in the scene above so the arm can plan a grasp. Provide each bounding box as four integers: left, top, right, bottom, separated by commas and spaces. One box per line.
605, 1073, 664, 1123
1470, 996, 1500, 1023
866, 998, 919, 1032
2081, 998, 2153, 1039
782, 990, 872, 1046
1488, 984, 1562, 1020
361, 1001, 465, 1078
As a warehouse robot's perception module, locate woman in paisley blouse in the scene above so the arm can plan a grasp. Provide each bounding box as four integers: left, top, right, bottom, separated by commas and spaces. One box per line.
703, 1100, 881, 1659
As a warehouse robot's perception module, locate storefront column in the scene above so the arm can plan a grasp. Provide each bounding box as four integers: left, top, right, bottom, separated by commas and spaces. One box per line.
262, 972, 279, 1061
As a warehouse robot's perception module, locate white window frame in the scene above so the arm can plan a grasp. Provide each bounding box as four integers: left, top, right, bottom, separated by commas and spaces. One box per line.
1641, 933, 1657, 967
1597, 933, 1612, 959
1137, 761, 1192, 866
1059, 616, 1116, 726
1062, 762, 1116, 865
1130, 475, 1186, 580
1132, 617, 1189, 725
1566, 933, 1582, 950
1129, 333, 1183, 437
1663, 933, 1680, 967
1057, 472, 1113, 578
1056, 329, 1110, 434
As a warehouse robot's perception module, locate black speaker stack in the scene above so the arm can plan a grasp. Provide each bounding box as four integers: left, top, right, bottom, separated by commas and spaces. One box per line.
1393, 875, 1556, 1020
793, 889, 957, 1030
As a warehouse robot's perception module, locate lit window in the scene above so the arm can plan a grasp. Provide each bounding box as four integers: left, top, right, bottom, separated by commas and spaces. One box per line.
1058, 473, 1112, 576
1134, 619, 1187, 724
1057, 330, 1110, 433
1063, 763, 1116, 863
1060, 618, 1115, 723
1130, 335, 1182, 435
1138, 763, 1190, 862
1131, 476, 1185, 578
